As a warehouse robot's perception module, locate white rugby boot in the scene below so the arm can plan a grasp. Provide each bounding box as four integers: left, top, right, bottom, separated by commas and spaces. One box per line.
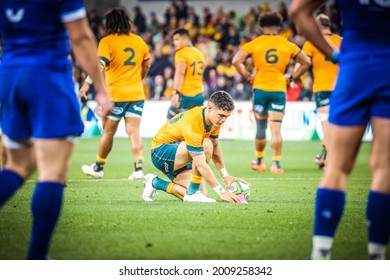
183, 191, 216, 203
81, 164, 104, 179
142, 174, 157, 202
128, 170, 144, 180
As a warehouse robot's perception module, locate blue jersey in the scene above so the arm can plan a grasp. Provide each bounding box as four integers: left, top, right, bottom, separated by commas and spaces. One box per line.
0, 0, 86, 139
337, 0, 390, 53
0, 0, 86, 69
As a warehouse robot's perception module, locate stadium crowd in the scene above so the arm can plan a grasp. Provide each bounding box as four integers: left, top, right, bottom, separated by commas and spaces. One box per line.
72, 0, 341, 103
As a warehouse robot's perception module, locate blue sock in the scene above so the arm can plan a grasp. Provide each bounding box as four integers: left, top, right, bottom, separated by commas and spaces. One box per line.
153, 177, 170, 192
313, 188, 345, 237
186, 174, 202, 195
187, 182, 200, 195
0, 169, 24, 207
27, 182, 65, 260
366, 191, 390, 245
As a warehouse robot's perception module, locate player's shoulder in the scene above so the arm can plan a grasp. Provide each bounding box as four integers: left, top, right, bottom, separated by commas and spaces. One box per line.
186, 106, 204, 116
302, 39, 314, 50
179, 46, 196, 54
184, 106, 204, 122
99, 34, 112, 44
282, 36, 298, 47
191, 46, 205, 59
174, 46, 195, 59
131, 33, 147, 42
241, 36, 260, 50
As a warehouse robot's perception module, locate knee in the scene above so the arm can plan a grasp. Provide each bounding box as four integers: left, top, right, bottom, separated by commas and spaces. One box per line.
103, 128, 116, 138
256, 119, 267, 139
6, 159, 36, 179
202, 138, 213, 160
370, 155, 390, 175
125, 124, 140, 137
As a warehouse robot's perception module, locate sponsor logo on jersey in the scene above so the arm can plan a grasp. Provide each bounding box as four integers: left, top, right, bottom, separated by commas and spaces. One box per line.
6, 8, 25, 23
169, 112, 184, 124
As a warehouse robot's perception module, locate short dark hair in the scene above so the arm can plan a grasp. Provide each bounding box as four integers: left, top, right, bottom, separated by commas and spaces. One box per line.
104, 7, 131, 35
172, 28, 190, 39
259, 12, 283, 28
208, 91, 235, 111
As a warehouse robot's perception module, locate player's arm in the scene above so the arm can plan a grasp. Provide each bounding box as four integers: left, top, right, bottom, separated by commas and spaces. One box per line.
191, 152, 240, 203
65, 18, 111, 117
79, 59, 106, 100
211, 138, 247, 187
290, 51, 311, 83
290, 0, 338, 62
141, 58, 151, 80
232, 49, 253, 83
171, 61, 186, 108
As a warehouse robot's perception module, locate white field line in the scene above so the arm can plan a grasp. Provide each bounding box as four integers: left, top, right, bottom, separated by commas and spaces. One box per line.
26, 177, 371, 183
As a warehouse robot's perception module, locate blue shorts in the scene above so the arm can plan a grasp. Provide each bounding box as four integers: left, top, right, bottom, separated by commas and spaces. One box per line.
109, 100, 144, 121
151, 142, 192, 180
0, 67, 84, 140
329, 52, 390, 126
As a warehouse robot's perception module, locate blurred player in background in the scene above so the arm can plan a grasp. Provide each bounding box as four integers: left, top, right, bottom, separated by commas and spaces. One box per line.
232, 11, 310, 174
0, 0, 111, 259
143, 90, 242, 203
80, 7, 151, 181
291, 0, 390, 260
167, 28, 206, 119
301, 14, 342, 169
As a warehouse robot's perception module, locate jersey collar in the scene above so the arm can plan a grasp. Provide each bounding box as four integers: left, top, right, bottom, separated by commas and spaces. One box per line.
202, 107, 213, 132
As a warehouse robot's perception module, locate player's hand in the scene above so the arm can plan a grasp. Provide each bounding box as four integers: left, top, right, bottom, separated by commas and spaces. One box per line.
223, 175, 247, 187
79, 83, 90, 100
246, 75, 254, 84
95, 90, 112, 118
220, 191, 241, 203
171, 92, 180, 108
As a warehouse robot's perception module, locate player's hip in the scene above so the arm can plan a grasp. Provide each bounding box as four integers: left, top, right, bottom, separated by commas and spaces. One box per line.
151, 142, 191, 180
329, 63, 390, 125
108, 100, 144, 120
252, 89, 286, 114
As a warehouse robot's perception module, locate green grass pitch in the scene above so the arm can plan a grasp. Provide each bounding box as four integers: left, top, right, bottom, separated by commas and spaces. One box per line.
1, 138, 386, 260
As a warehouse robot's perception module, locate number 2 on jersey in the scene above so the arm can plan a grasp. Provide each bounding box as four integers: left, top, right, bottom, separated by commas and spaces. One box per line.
124, 47, 136, 66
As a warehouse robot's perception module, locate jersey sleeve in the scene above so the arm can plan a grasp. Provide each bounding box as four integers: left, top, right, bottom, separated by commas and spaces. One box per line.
174, 49, 187, 65
97, 38, 110, 65
140, 38, 151, 61
60, 0, 86, 23
137, 37, 150, 61
302, 41, 313, 57
289, 41, 302, 59
240, 41, 253, 55
182, 123, 204, 153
